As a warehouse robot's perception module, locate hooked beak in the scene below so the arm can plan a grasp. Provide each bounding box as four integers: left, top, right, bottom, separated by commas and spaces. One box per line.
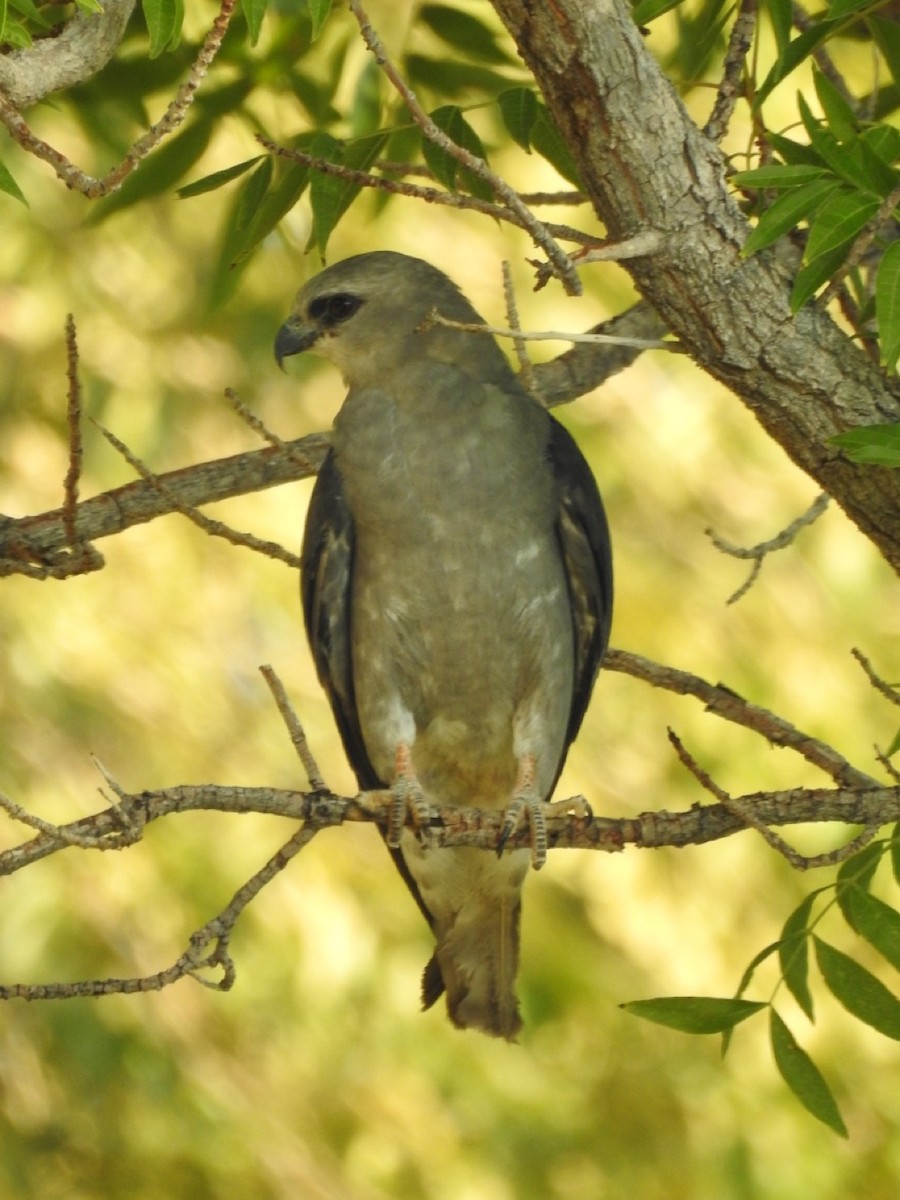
274, 318, 319, 370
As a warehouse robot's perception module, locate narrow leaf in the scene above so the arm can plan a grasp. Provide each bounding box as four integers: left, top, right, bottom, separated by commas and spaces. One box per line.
779, 893, 817, 1020
831, 422, 900, 465
877, 242, 900, 371
530, 104, 582, 187
805, 190, 880, 262
813, 67, 858, 142
868, 15, 900, 88
742, 179, 837, 256
764, 0, 793, 58
0, 159, 28, 206
423, 106, 493, 201
621, 996, 766, 1034
755, 20, 841, 107
177, 156, 262, 199
770, 1010, 848, 1136
732, 164, 831, 190
814, 937, 900, 1039
790, 243, 850, 311
632, 0, 683, 24
142, 0, 181, 58
309, 131, 387, 255
892, 824, 900, 884
844, 891, 900, 972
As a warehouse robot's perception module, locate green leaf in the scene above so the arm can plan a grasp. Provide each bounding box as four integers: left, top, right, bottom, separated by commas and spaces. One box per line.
805, 189, 880, 261
888, 732, 900, 758
790, 243, 850, 311
767, 132, 826, 168
814, 937, 900, 1039
892, 824, 900, 883
756, 20, 841, 108
732, 164, 831, 190
798, 94, 874, 192
742, 179, 837, 256
177, 157, 262, 200
89, 120, 213, 221
621, 996, 767, 1034
498, 88, 539, 154
142, 0, 182, 57
0, 159, 28, 206
764, 0, 793, 58
632, 0, 684, 24
419, 4, 511, 64
308, 0, 332, 41
813, 67, 858, 142
422, 106, 493, 201
832, 422, 900, 465
837, 839, 884, 893
844, 891, 900, 972
827, 0, 876, 19
868, 15, 900, 88
530, 103, 582, 187
241, 0, 267, 46
779, 893, 818, 1020
877, 243, 900, 371
309, 131, 388, 255
770, 1010, 848, 1136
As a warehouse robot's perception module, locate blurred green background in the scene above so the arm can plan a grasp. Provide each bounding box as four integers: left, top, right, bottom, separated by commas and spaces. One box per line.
2, 3, 900, 1197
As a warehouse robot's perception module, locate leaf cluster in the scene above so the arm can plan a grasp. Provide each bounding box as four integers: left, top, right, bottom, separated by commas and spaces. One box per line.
625, 828, 900, 1136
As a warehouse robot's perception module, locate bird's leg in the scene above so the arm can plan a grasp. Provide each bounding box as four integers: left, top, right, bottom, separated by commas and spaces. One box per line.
496, 753, 549, 870
386, 742, 433, 848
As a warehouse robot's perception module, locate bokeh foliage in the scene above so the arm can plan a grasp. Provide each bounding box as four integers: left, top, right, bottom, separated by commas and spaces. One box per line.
2, 1, 900, 1196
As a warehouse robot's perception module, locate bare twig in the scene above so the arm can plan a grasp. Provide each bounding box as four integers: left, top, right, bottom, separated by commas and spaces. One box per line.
706, 492, 830, 603
704, 0, 757, 142
421, 309, 676, 352
257, 136, 600, 247
260, 664, 327, 792
667, 729, 879, 868
347, 0, 582, 294
0, 0, 236, 198
92, 419, 303, 570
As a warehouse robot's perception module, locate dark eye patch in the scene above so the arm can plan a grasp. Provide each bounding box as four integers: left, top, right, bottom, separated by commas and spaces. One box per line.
308, 293, 363, 326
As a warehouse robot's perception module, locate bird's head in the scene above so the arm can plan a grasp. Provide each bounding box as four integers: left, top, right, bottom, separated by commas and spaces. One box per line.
275, 251, 509, 389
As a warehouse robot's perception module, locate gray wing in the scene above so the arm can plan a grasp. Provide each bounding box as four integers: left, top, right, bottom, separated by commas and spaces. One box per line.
547, 417, 613, 751
300, 452, 440, 949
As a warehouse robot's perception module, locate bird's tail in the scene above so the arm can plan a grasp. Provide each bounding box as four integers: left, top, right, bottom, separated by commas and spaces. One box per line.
422, 895, 524, 1040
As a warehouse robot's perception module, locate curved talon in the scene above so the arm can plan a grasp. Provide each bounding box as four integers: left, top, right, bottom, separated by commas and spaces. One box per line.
386, 743, 433, 848
496, 753, 548, 869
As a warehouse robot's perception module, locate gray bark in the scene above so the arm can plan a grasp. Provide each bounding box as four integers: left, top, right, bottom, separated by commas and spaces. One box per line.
491, 0, 900, 573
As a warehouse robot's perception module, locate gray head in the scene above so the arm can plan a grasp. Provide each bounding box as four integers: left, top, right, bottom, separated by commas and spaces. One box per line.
274, 251, 512, 389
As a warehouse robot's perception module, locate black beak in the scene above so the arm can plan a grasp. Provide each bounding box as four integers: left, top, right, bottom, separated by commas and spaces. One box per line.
274, 319, 319, 370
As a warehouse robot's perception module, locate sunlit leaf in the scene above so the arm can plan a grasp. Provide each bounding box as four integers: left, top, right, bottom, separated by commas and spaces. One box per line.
831, 422, 900, 464
790, 243, 849, 311
805, 190, 879, 261
779, 893, 817, 1020
0, 159, 28, 206
814, 937, 900, 1039
732, 164, 831, 190
742, 179, 837, 256
769, 1010, 848, 1136
877, 242, 900, 371
813, 67, 858, 142
622, 996, 766, 1034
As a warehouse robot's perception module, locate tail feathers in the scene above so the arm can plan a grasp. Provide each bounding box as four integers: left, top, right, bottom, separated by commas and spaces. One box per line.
421, 900, 523, 1040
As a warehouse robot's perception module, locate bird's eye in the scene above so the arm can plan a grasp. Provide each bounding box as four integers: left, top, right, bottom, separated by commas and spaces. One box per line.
309, 293, 363, 326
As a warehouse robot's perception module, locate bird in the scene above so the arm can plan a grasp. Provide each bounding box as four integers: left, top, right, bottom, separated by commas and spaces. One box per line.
275, 251, 613, 1039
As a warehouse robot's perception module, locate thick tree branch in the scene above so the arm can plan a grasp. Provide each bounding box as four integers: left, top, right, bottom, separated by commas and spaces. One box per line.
490, 0, 900, 574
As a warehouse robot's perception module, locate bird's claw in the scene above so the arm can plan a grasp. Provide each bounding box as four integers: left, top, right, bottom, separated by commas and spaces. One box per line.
497, 753, 548, 870
386, 743, 435, 849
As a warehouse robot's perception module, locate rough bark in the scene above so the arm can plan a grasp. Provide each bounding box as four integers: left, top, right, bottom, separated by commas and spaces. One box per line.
491, 0, 900, 573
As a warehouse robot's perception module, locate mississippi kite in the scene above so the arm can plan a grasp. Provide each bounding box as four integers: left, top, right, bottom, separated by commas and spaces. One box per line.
276, 252, 612, 1038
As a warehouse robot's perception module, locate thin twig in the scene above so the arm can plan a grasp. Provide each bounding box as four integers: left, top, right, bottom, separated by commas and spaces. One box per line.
852, 647, 900, 709
92, 419, 303, 570
0, 0, 236, 197
706, 492, 830, 603
257, 136, 600, 247
259, 665, 327, 793
347, 0, 582, 294
704, 0, 757, 141
421, 308, 676, 351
